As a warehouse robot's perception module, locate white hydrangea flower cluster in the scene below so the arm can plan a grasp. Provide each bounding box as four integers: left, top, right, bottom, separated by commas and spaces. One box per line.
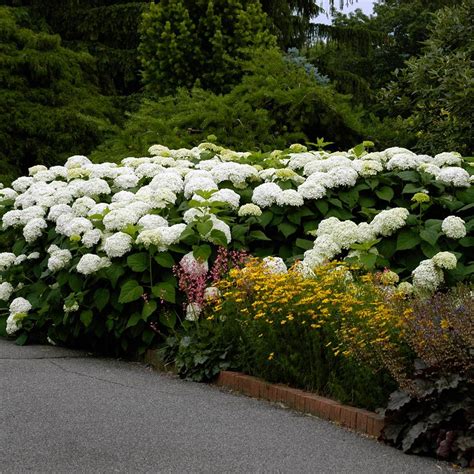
6, 297, 32, 335
136, 224, 187, 250
412, 252, 457, 292
76, 254, 111, 275
441, 216, 467, 239
47, 245, 72, 272
262, 256, 287, 274
0, 253, 17, 272
104, 232, 133, 258
303, 208, 410, 271
238, 203, 262, 217
0, 282, 14, 301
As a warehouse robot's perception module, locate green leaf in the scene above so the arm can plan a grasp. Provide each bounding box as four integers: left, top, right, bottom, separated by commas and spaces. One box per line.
402, 183, 423, 194
249, 230, 271, 241
118, 280, 144, 304
197, 220, 213, 236
209, 229, 228, 246
127, 253, 149, 272
315, 200, 329, 215
142, 300, 157, 320
421, 241, 439, 258
193, 244, 212, 262
377, 237, 397, 259
397, 171, 420, 182
69, 274, 83, 292
338, 189, 359, 207
142, 329, 155, 345
375, 186, 394, 202
296, 238, 314, 250
279, 222, 298, 238
152, 282, 176, 303
123, 224, 139, 238
357, 253, 377, 269
94, 288, 110, 311
396, 230, 421, 251
352, 143, 365, 157
231, 224, 248, 242
15, 333, 28, 346
160, 311, 176, 329
259, 210, 273, 227
126, 312, 142, 329
80, 310, 93, 328
420, 227, 439, 247
105, 263, 125, 288
359, 196, 377, 208
459, 236, 474, 248
155, 252, 175, 268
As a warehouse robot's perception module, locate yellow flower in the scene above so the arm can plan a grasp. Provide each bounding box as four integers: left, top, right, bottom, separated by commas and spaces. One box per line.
440, 319, 450, 330
268, 352, 274, 361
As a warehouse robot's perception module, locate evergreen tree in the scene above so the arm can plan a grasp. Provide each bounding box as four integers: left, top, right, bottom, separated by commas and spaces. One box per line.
0, 6, 117, 182
2, 0, 149, 95
380, 1, 473, 155
138, 0, 276, 95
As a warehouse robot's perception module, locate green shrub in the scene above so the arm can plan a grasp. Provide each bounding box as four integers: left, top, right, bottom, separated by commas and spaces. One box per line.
0, 143, 472, 359
379, 1, 474, 155
92, 48, 367, 163
0, 6, 118, 178
138, 0, 276, 95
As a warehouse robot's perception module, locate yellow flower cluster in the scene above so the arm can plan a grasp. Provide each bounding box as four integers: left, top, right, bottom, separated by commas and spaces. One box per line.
214, 259, 402, 360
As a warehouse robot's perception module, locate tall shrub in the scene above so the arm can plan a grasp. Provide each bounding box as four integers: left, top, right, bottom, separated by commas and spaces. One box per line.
138, 0, 276, 95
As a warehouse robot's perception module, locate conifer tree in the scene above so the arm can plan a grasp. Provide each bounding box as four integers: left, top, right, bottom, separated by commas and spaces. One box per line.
139, 0, 276, 95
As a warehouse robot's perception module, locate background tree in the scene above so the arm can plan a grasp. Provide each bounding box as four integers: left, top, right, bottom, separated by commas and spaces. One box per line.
2, 0, 149, 96
139, 0, 276, 96
0, 6, 117, 183
92, 48, 367, 163
379, 1, 474, 155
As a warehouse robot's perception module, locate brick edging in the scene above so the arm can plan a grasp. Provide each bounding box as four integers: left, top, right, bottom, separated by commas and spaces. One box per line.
215, 371, 385, 438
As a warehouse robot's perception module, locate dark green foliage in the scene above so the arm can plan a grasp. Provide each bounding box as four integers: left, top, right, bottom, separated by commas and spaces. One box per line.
4, 0, 149, 95
380, 1, 474, 155
92, 48, 366, 162
0, 6, 118, 179
383, 367, 473, 467
260, 0, 321, 49
138, 0, 276, 95
369, 0, 458, 89
164, 318, 241, 382
308, 11, 384, 104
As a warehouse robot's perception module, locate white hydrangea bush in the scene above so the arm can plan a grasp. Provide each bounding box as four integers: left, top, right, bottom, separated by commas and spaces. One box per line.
0, 142, 472, 349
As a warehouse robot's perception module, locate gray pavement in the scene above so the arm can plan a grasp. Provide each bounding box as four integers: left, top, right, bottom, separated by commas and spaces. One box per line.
0, 337, 454, 473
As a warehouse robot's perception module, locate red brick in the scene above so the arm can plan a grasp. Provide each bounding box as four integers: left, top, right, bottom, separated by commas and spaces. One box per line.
268, 384, 278, 401
294, 392, 307, 412
249, 379, 261, 398
319, 399, 339, 420
356, 409, 371, 433
259, 381, 271, 400
368, 414, 385, 438
240, 375, 255, 395
329, 403, 342, 422
339, 406, 353, 428
304, 395, 321, 415
216, 371, 233, 387
274, 385, 289, 404
349, 408, 359, 430
285, 388, 304, 409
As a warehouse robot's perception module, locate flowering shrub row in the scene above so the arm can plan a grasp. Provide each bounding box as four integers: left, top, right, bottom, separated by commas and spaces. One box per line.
0, 142, 472, 352
166, 259, 473, 465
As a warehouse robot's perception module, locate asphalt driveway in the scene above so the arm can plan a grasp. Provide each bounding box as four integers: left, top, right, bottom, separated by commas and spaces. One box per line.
0, 338, 454, 473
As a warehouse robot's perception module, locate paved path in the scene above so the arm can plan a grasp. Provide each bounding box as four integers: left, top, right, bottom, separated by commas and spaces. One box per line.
0, 338, 453, 473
